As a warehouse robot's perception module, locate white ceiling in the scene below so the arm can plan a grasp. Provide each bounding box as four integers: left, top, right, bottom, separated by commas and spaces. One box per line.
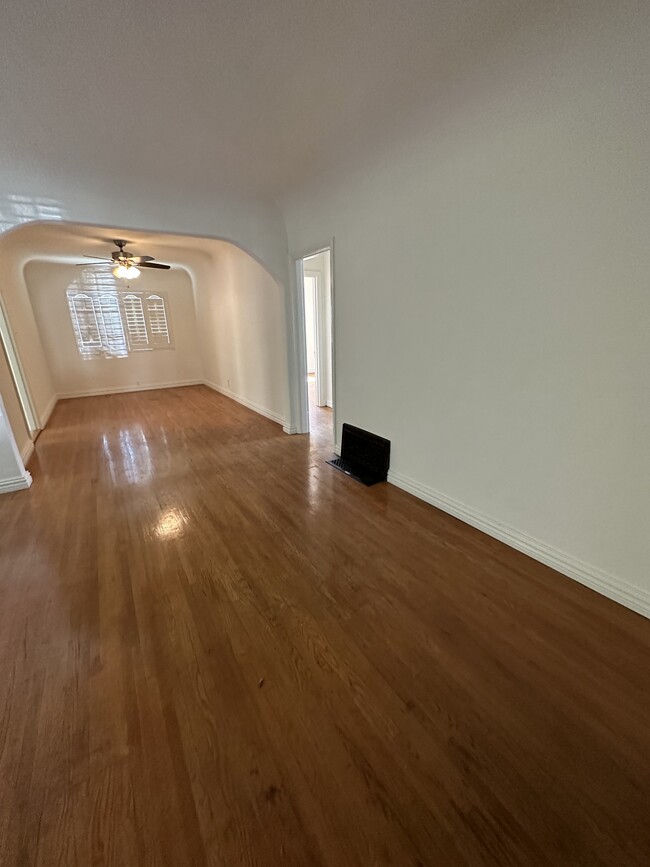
0, 0, 565, 201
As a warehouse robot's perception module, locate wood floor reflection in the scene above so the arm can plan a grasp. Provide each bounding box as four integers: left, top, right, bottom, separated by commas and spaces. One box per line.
0, 385, 648, 866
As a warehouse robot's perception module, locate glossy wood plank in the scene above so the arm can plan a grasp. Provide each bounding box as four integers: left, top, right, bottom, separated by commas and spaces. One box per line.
0, 385, 648, 866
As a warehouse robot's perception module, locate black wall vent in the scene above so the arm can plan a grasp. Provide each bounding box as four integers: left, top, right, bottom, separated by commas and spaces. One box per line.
327, 423, 391, 486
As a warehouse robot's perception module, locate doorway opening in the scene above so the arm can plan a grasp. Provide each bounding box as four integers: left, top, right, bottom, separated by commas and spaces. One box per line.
299, 248, 333, 445
0, 301, 39, 437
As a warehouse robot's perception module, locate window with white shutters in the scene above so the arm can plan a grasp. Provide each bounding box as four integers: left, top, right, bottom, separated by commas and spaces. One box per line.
97, 293, 128, 356
66, 275, 173, 359
122, 294, 149, 349
145, 294, 170, 346
68, 292, 102, 358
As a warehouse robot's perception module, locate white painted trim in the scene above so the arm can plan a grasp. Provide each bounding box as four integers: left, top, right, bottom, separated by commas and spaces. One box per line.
388, 469, 650, 620
20, 439, 35, 465
40, 393, 58, 428
304, 269, 326, 406
0, 298, 40, 433
203, 380, 285, 427
293, 258, 310, 434
0, 472, 32, 493
57, 379, 202, 399
283, 424, 299, 435
288, 241, 337, 439
292, 242, 332, 262
328, 241, 338, 446
0, 392, 33, 491
282, 258, 304, 436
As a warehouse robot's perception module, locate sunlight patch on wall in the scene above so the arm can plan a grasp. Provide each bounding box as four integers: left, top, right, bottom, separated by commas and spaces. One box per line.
0, 194, 66, 233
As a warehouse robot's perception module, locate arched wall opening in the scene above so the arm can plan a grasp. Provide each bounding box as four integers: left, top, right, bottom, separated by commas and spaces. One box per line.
0, 221, 292, 472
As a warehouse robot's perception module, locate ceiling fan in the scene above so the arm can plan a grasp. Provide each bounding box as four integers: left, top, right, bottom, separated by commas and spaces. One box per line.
77, 239, 171, 280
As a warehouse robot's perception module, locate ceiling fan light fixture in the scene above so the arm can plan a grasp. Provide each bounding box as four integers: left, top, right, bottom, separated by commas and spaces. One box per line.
113, 263, 140, 279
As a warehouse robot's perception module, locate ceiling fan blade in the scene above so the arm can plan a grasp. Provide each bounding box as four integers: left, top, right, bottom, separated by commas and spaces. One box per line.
138, 262, 171, 270
83, 255, 113, 261
131, 256, 154, 264
76, 262, 112, 267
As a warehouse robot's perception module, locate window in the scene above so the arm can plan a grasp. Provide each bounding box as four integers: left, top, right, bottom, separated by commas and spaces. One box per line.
69, 291, 103, 357
66, 273, 172, 359
98, 292, 128, 356
146, 295, 171, 347
122, 294, 149, 349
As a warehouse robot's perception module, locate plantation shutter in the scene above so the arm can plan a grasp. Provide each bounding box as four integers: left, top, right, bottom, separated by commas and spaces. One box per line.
145, 294, 170, 346
68, 293, 101, 358
97, 293, 128, 356
67, 278, 172, 358
123, 294, 149, 349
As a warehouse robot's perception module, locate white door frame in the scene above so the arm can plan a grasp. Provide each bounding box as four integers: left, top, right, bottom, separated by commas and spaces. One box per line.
287, 240, 337, 442
303, 269, 326, 406
0, 298, 40, 435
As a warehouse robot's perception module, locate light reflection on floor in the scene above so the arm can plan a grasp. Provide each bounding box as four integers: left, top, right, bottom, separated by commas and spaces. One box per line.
96, 381, 333, 538
307, 374, 333, 505
307, 374, 333, 447
101, 425, 154, 486
154, 507, 188, 539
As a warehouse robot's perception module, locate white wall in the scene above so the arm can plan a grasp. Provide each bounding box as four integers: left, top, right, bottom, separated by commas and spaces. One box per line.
196, 245, 288, 426
25, 260, 203, 397
282, 5, 650, 614
0, 233, 58, 424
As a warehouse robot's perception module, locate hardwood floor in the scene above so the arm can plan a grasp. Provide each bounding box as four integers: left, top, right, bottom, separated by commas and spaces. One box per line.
0, 385, 648, 866
307, 373, 332, 441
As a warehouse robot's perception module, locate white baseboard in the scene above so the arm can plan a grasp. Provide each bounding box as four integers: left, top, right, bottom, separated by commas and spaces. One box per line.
20, 439, 35, 466
0, 471, 32, 494
388, 469, 650, 621
39, 393, 58, 428
203, 380, 285, 427
57, 380, 202, 399
283, 424, 299, 435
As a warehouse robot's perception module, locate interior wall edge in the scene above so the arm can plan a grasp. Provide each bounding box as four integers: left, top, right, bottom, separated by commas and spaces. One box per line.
388, 469, 650, 621
40, 393, 58, 429
2, 415, 31, 470
20, 439, 34, 466
203, 379, 285, 428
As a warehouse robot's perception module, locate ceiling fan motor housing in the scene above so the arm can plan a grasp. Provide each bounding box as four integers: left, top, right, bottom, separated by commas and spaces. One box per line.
112, 240, 132, 261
